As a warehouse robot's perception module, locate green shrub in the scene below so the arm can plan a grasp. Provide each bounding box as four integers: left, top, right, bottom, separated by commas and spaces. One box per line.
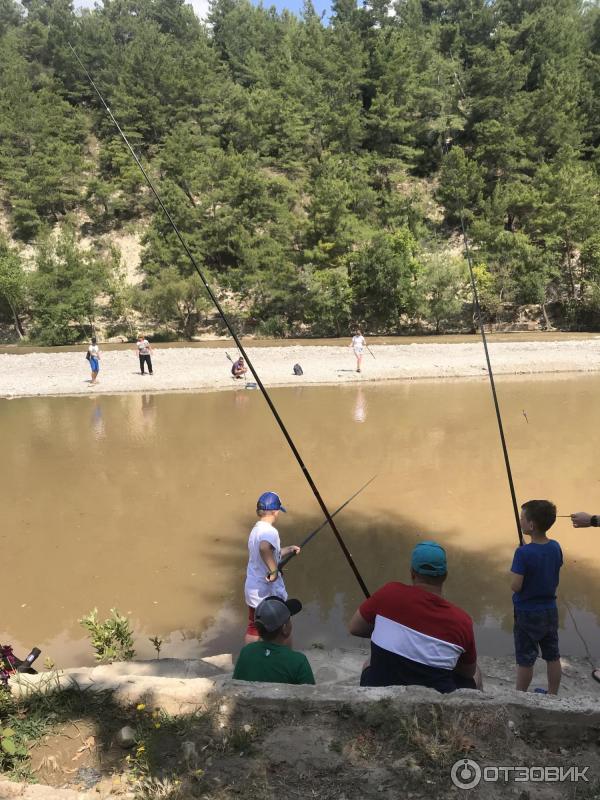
79, 608, 136, 664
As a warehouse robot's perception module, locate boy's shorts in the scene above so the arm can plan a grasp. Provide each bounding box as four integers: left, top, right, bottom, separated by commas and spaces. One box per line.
246, 607, 259, 638
514, 608, 560, 667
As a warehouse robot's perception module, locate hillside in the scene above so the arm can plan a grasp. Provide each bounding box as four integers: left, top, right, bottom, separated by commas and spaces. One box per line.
0, 0, 599, 344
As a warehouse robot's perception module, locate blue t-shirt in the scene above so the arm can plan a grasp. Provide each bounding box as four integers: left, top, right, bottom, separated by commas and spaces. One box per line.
511, 540, 563, 610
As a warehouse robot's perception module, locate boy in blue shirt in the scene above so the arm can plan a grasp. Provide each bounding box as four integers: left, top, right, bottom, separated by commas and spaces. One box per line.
510, 500, 563, 694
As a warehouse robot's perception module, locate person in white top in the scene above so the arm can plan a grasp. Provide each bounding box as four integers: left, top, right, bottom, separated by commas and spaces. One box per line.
87, 336, 101, 385
350, 329, 366, 373
244, 491, 300, 644
135, 335, 153, 375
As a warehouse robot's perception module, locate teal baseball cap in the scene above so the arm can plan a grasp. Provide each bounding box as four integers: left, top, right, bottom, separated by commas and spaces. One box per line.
411, 541, 447, 576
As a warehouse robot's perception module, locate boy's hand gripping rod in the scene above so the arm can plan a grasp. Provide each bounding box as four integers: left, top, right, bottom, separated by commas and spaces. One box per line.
70, 44, 371, 597
278, 475, 377, 570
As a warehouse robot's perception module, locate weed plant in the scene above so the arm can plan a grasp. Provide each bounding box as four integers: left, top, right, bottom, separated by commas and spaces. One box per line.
79, 608, 135, 663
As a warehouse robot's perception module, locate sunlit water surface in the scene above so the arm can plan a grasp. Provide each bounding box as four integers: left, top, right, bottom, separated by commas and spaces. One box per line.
1, 375, 599, 667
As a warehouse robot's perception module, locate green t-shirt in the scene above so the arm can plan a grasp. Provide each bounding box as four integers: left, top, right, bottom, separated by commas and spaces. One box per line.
233, 641, 315, 685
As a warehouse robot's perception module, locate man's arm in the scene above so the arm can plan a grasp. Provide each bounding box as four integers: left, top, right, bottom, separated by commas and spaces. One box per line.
510, 571, 524, 593
348, 610, 374, 638
571, 512, 598, 528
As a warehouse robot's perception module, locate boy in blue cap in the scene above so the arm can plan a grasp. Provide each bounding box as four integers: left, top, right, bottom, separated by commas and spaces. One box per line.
511, 500, 562, 694
244, 491, 300, 643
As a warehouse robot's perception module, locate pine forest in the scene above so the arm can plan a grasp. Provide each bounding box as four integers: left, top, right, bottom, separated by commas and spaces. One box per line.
0, 0, 599, 344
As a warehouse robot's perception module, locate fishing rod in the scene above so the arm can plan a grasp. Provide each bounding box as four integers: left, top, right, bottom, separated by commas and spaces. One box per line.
70, 44, 371, 598
278, 474, 377, 570
442, 133, 523, 546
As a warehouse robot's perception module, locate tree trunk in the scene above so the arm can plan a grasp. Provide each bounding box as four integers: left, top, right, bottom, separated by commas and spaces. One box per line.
565, 245, 576, 300
9, 302, 24, 339
541, 302, 554, 331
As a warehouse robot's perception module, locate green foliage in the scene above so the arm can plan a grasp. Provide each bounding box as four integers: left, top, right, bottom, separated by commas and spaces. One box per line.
422, 255, 467, 334
0, 235, 27, 338
349, 228, 422, 331
437, 147, 484, 225
304, 267, 352, 336
135, 268, 211, 339
0, 0, 598, 336
149, 636, 163, 659
29, 228, 111, 345
0, 722, 27, 773
79, 608, 136, 664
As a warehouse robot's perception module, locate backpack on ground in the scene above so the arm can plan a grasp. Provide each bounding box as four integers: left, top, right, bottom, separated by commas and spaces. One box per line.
293, 363, 303, 376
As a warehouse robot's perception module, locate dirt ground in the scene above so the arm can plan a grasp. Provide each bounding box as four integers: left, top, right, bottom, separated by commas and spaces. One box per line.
12, 694, 600, 799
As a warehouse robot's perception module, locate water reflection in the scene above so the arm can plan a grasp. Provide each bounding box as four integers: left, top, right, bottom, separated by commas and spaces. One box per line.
352, 388, 367, 423
91, 399, 105, 439
1, 376, 600, 666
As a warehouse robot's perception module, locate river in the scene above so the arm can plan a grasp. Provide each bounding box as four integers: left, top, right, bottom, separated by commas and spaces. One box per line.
1, 375, 598, 667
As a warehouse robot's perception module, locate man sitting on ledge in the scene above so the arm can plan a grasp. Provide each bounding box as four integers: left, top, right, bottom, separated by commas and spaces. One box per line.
348, 541, 482, 693
233, 596, 315, 685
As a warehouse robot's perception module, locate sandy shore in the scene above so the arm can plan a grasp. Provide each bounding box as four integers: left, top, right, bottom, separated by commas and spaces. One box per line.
1, 338, 600, 398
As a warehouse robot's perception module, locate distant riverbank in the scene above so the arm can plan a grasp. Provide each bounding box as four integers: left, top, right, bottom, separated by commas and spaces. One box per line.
1, 336, 599, 398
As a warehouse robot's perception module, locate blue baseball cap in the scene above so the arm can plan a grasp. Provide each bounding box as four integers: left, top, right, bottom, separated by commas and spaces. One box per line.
257, 491, 286, 513
411, 541, 447, 576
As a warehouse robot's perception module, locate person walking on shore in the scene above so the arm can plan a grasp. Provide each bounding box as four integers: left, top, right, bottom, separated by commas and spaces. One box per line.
135, 335, 153, 376
350, 329, 366, 373
87, 336, 100, 385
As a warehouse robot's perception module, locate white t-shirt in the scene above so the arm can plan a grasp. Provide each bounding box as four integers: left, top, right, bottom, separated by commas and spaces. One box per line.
88, 344, 99, 358
352, 334, 365, 352
244, 520, 287, 608
137, 340, 151, 356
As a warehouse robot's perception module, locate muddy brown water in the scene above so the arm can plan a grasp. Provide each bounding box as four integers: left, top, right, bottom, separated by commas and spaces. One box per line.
1, 376, 600, 669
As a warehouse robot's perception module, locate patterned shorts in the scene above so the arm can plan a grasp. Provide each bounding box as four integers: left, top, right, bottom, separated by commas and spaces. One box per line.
514, 608, 560, 667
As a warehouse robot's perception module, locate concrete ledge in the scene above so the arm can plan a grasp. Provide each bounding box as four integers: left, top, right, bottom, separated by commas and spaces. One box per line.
8, 651, 600, 720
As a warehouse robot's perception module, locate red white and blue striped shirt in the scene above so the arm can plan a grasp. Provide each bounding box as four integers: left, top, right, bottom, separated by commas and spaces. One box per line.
359, 582, 476, 692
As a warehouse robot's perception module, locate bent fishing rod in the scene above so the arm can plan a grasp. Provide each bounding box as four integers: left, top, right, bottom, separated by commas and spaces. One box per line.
278, 474, 377, 570
70, 44, 371, 597
442, 132, 523, 546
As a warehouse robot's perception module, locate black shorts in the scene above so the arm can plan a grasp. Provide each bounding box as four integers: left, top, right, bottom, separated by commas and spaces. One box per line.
514, 608, 560, 667
360, 665, 476, 693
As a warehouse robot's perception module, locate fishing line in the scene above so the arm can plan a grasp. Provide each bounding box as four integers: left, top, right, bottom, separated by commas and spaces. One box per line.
70, 44, 370, 598
278, 474, 377, 570
565, 601, 596, 669
442, 133, 523, 546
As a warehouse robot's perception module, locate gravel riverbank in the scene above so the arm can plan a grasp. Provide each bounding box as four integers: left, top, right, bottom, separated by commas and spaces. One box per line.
1, 337, 599, 398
